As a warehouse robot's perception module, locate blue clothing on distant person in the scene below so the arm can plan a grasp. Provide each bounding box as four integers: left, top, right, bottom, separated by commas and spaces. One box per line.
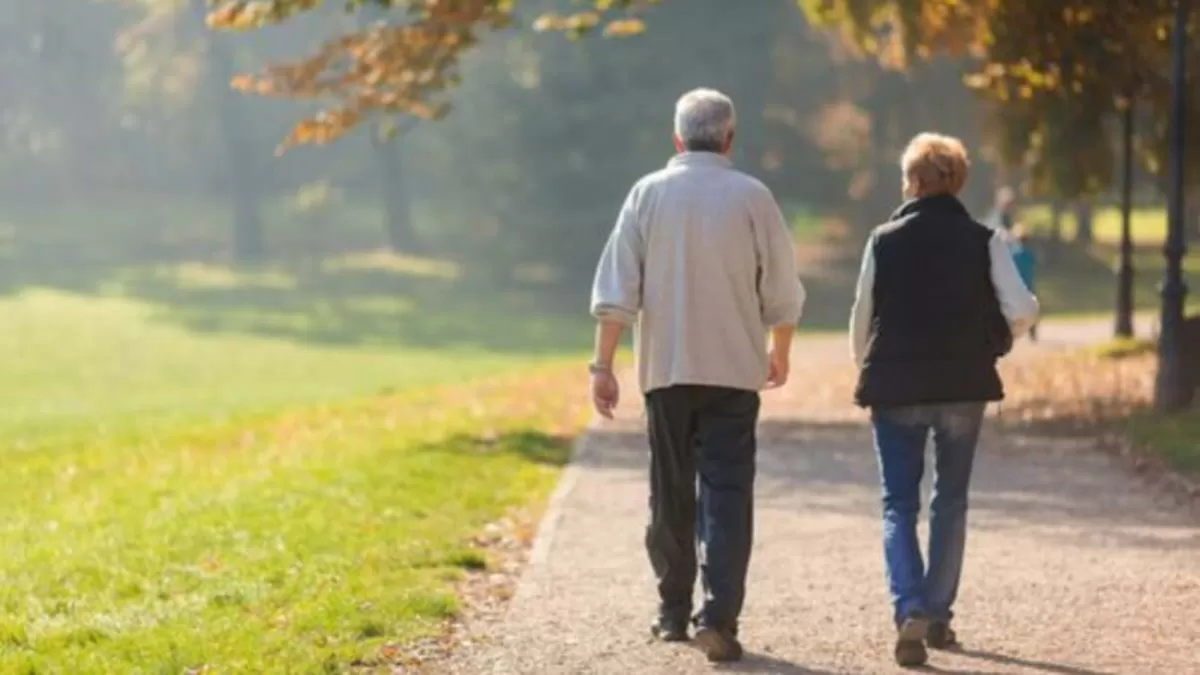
1011, 242, 1036, 292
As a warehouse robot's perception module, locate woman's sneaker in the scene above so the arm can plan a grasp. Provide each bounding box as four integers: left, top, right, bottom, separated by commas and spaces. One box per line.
894, 613, 930, 667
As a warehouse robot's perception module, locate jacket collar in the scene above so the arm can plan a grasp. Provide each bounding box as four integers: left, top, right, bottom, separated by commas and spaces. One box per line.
668, 152, 733, 169
890, 193, 969, 221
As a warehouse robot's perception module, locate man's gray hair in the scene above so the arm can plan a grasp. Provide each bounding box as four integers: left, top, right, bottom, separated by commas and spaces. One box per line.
674, 88, 736, 152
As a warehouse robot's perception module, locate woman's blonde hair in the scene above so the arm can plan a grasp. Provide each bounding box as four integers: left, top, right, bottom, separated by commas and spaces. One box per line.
901, 132, 970, 198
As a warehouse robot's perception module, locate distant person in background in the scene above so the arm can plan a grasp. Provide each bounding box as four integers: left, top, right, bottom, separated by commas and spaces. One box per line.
849, 133, 1039, 668
589, 88, 805, 663
1009, 226, 1038, 341
987, 186, 1017, 235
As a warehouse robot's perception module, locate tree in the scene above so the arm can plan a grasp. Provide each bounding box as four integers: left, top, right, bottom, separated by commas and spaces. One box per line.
168, 0, 265, 262
207, 0, 650, 149
800, 0, 1200, 200
417, 0, 802, 285
357, 2, 422, 254
804, 0, 1200, 359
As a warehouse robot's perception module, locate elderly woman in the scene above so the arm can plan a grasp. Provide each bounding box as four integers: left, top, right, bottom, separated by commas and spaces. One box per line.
849, 133, 1038, 668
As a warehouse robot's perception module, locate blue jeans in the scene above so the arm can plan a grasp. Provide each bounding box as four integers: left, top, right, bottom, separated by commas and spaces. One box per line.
871, 402, 986, 626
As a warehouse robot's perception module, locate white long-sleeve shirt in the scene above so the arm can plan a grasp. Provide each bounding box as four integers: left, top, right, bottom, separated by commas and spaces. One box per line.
849, 231, 1039, 367
591, 152, 806, 393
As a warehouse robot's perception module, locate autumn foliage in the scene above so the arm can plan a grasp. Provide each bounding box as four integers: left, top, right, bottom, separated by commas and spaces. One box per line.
802, 0, 1199, 199
207, 0, 656, 149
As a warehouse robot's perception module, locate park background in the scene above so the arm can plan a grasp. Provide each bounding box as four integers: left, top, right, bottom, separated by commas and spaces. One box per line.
0, 0, 1197, 672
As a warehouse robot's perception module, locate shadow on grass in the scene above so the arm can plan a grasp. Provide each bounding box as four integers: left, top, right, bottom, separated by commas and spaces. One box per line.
417, 430, 574, 467
0, 202, 595, 355
123, 262, 590, 354
3, 201, 1195, 354
2, 241, 591, 356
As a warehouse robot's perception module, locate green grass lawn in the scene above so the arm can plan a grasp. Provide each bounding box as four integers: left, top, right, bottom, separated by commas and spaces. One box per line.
1029, 241, 1200, 318
987, 202, 1200, 317
1130, 408, 1200, 475
0, 360, 586, 673
0, 252, 591, 672
1021, 204, 1171, 245
0, 288, 570, 443
1088, 340, 1198, 477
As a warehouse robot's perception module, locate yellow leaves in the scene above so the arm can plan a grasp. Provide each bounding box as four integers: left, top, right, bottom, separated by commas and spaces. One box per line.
530, 14, 557, 32
603, 18, 646, 38
282, 111, 362, 151
797, 0, 991, 67
214, 1, 511, 151
533, 2, 651, 39
567, 11, 601, 32
1062, 5, 1095, 26
999, 349, 1155, 429
963, 56, 1063, 100
228, 0, 648, 149
963, 72, 990, 89
206, 2, 270, 31
208, 0, 321, 30
532, 11, 601, 37
229, 74, 276, 97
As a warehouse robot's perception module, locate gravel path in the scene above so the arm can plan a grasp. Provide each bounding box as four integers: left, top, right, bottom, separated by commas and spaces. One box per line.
455, 324, 1200, 674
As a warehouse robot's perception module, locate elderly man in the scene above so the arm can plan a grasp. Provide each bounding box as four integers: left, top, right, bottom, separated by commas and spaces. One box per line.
850, 133, 1038, 668
589, 88, 805, 663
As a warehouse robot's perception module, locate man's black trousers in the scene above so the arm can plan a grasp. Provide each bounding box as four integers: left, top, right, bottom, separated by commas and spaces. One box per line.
643, 385, 759, 631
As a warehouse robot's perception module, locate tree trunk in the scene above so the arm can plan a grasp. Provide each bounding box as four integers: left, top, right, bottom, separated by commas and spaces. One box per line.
357, 4, 419, 255
1040, 199, 1064, 263
192, 0, 264, 263
1074, 201, 1094, 244
371, 136, 419, 254
1050, 200, 1065, 242
213, 44, 264, 263
1115, 100, 1135, 339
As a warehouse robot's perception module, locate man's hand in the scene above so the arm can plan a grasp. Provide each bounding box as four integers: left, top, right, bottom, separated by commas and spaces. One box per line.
764, 323, 795, 390
590, 320, 625, 420
764, 349, 790, 389
591, 370, 620, 419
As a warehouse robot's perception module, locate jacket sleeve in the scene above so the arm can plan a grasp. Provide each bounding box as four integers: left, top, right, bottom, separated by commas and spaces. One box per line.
753, 188, 806, 327
590, 186, 644, 324
988, 233, 1040, 338
849, 236, 877, 367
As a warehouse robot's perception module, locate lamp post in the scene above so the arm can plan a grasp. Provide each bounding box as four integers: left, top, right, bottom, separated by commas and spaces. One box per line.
1155, 0, 1191, 411
1115, 93, 1136, 339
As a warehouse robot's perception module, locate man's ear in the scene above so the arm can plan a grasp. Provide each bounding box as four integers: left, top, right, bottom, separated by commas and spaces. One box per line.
723, 130, 736, 155
673, 134, 685, 153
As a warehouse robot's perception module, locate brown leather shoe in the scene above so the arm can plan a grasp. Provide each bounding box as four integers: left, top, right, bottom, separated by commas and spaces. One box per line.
926, 622, 959, 650
894, 613, 930, 667
695, 625, 743, 662
650, 617, 689, 643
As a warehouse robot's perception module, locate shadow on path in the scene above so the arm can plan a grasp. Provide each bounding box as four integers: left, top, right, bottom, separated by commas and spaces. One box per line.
581, 421, 1200, 547
713, 651, 839, 674
924, 648, 1116, 675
